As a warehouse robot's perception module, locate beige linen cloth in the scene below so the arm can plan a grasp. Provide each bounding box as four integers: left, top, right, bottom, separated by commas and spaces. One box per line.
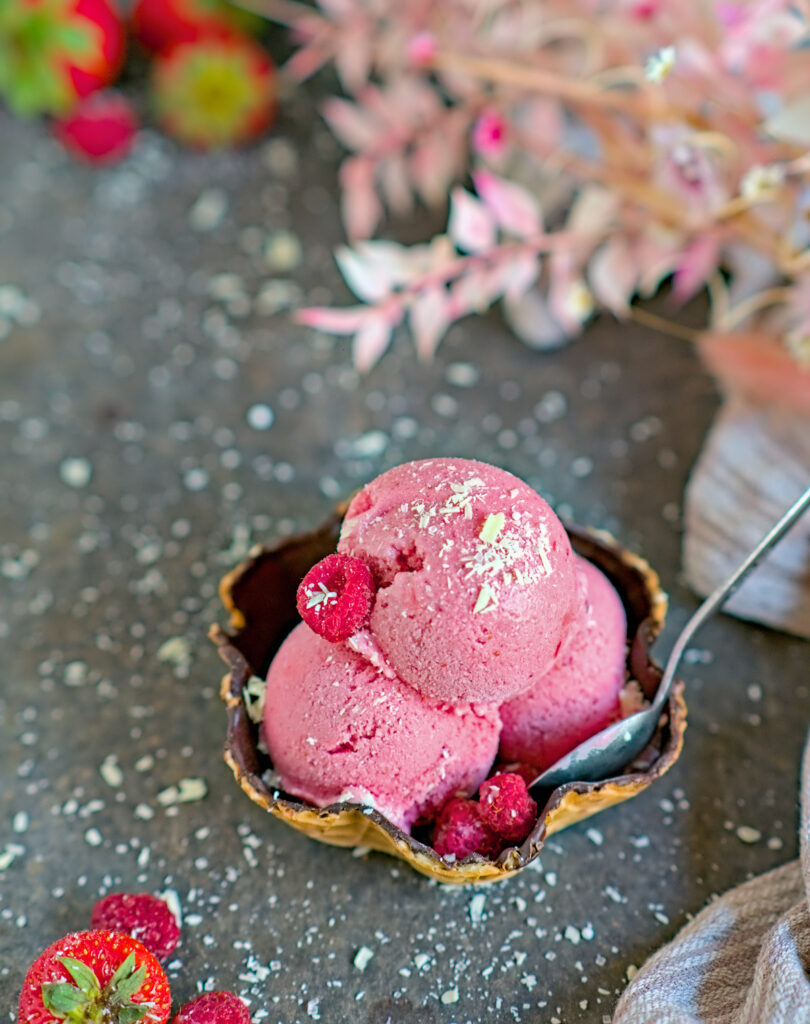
613, 739, 810, 1024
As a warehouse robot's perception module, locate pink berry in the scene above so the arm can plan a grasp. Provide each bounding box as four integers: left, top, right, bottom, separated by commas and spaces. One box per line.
296, 554, 375, 643
432, 797, 500, 862
90, 892, 180, 961
478, 773, 538, 845
53, 91, 138, 164
173, 992, 251, 1024
493, 761, 538, 788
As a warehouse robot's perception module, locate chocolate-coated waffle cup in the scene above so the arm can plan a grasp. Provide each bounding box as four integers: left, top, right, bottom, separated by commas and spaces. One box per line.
211, 508, 686, 884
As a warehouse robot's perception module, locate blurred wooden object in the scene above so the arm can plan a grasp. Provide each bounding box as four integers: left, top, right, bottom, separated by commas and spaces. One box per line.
684, 333, 810, 640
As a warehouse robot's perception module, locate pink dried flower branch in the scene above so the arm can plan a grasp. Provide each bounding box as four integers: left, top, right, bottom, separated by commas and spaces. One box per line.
250, 0, 810, 370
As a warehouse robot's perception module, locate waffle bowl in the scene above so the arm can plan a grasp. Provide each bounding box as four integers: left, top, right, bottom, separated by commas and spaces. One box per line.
211, 508, 686, 884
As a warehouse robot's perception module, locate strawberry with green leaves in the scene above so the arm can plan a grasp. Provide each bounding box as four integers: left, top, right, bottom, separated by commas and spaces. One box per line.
0, 0, 126, 117
151, 32, 275, 149
18, 929, 171, 1024
132, 0, 261, 55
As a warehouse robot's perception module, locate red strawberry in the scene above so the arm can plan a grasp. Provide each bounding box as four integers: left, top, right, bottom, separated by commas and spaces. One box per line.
172, 991, 251, 1024
478, 772, 538, 845
53, 90, 137, 164
0, 0, 126, 116
18, 929, 171, 1024
432, 797, 501, 862
150, 31, 276, 149
296, 553, 375, 643
90, 892, 180, 961
132, 0, 259, 54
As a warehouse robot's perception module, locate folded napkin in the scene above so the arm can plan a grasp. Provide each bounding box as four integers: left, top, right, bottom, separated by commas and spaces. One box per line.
613, 739, 810, 1024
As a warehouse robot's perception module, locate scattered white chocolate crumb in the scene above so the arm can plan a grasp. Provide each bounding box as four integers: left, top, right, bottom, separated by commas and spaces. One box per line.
157, 777, 208, 806
479, 512, 505, 545
99, 754, 123, 788
304, 582, 337, 610
59, 457, 92, 488
353, 946, 374, 971
469, 893, 487, 923
243, 675, 268, 724
736, 825, 762, 844
473, 583, 499, 615
0, 844, 25, 872
160, 888, 183, 927
157, 636, 192, 670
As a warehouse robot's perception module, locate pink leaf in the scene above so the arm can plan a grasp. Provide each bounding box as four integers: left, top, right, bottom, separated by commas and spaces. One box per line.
353, 315, 394, 373
379, 155, 414, 216
515, 97, 563, 159
502, 289, 570, 350
339, 158, 383, 240
283, 45, 331, 84
448, 267, 502, 319
566, 185, 618, 236
409, 112, 469, 206
588, 238, 639, 315
673, 234, 721, 303
410, 287, 451, 361
499, 253, 541, 301
322, 98, 381, 152
335, 246, 395, 302
473, 170, 542, 239
296, 306, 374, 335
334, 28, 372, 92
448, 187, 496, 253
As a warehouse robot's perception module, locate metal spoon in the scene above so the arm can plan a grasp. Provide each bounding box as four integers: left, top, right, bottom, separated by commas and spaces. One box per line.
530, 484, 810, 793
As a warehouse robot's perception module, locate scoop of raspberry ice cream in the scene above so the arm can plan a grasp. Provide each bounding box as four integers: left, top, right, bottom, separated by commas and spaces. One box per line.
262, 623, 501, 832
337, 458, 583, 704
498, 557, 628, 770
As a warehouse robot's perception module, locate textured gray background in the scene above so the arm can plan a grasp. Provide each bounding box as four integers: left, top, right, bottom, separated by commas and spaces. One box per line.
1, 82, 808, 1024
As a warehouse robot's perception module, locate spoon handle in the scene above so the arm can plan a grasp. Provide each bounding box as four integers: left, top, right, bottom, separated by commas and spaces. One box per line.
652, 483, 810, 713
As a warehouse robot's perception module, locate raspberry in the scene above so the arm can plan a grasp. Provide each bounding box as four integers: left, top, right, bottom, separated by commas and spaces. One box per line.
432, 797, 500, 861
172, 991, 251, 1024
478, 773, 538, 845
53, 91, 138, 165
493, 761, 538, 788
90, 892, 180, 961
296, 554, 375, 643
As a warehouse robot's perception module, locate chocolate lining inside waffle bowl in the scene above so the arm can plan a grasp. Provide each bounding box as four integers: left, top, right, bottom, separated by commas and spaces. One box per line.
210, 508, 686, 884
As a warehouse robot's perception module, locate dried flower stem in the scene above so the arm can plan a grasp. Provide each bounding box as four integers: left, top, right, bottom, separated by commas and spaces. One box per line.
430, 49, 650, 116
627, 306, 701, 343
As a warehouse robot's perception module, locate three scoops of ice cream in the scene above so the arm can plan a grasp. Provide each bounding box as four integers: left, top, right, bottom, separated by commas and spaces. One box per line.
262, 458, 629, 858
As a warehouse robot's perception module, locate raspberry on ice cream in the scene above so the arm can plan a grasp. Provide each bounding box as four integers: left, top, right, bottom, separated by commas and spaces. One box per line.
478, 772, 537, 845
262, 623, 501, 832
337, 458, 583, 704
499, 557, 628, 770
296, 553, 375, 642
432, 797, 500, 861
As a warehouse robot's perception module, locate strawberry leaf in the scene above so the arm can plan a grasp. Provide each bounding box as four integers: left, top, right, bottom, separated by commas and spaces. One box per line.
57, 957, 101, 999
118, 1005, 149, 1024
110, 964, 147, 1003
41, 982, 89, 1015
106, 952, 137, 994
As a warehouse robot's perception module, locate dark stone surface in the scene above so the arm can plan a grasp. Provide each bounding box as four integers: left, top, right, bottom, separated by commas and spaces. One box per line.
1, 89, 807, 1024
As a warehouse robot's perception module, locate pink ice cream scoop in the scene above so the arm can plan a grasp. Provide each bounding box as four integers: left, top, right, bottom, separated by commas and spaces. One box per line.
262, 622, 501, 832
337, 458, 583, 704
498, 557, 628, 770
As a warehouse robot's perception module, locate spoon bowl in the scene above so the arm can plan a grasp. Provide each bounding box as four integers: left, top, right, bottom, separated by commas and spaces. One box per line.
531, 484, 810, 794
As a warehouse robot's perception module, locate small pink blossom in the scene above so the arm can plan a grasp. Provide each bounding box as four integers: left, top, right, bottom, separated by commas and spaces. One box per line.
471, 109, 509, 161
407, 32, 437, 67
